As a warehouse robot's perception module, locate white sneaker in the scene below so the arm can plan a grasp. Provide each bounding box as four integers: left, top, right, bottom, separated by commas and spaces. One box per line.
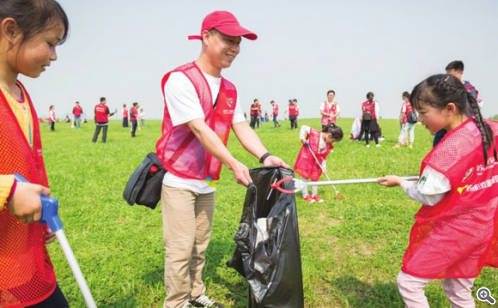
366, 144, 370, 148
190, 295, 224, 307
376, 144, 381, 147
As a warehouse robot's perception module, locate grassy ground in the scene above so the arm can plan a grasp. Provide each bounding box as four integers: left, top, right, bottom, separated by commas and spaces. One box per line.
41, 118, 497, 307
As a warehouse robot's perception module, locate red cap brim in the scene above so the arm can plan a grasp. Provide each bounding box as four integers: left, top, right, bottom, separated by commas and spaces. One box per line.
215, 24, 257, 40
187, 35, 202, 40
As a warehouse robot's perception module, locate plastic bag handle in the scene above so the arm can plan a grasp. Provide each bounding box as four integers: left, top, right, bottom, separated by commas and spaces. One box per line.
270, 177, 295, 194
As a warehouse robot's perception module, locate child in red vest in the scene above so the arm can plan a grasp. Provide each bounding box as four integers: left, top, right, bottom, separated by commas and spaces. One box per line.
0, 1, 70, 306
294, 124, 343, 203
379, 74, 498, 307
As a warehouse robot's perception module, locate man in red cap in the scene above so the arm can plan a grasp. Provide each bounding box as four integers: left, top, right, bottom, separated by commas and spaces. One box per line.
155, 10, 289, 308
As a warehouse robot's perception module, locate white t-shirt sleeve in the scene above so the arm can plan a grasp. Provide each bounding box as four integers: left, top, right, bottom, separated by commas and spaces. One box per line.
299, 125, 311, 141
163, 72, 205, 127
320, 102, 326, 113
336, 103, 341, 114
400, 165, 451, 206
231, 99, 245, 124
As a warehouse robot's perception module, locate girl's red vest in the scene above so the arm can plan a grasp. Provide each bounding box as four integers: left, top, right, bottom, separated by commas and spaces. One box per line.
402, 119, 498, 278
0, 82, 56, 307
95, 104, 109, 122
321, 101, 337, 125
289, 104, 298, 116
362, 100, 376, 120
156, 62, 237, 180
122, 108, 128, 118
293, 128, 333, 181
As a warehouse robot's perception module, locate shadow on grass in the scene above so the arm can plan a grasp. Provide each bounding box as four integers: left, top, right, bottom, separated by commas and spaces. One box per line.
140, 239, 247, 307
334, 276, 402, 307
203, 238, 248, 307
143, 267, 163, 286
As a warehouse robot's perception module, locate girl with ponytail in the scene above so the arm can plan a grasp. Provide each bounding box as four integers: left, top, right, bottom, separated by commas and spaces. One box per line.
378, 74, 498, 307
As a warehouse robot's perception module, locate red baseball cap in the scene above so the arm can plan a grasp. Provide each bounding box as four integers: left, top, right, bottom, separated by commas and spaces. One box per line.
188, 11, 257, 41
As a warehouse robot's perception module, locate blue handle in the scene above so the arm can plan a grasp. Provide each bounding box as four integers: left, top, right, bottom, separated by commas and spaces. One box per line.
14, 174, 63, 231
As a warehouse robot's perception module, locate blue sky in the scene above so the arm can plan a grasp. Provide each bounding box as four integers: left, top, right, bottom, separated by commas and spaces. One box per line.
21, 0, 498, 119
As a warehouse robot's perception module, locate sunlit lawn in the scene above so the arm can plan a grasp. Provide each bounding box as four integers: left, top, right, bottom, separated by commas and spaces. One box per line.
41, 117, 497, 307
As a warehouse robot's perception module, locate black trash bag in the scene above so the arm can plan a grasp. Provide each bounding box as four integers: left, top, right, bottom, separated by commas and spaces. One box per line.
123, 152, 166, 209
227, 167, 304, 307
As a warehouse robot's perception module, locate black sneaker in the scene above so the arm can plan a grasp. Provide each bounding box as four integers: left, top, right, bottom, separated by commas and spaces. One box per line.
190, 295, 224, 308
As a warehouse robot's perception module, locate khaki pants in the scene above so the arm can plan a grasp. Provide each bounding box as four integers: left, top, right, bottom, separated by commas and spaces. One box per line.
161, 185, 215, 308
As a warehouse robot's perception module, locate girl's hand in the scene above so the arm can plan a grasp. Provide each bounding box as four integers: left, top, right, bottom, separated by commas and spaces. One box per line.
7, 182, 50, 223
378, 175, 402, 187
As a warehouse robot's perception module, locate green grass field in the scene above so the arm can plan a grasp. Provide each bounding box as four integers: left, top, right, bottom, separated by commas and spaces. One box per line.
41, 118, 497, 307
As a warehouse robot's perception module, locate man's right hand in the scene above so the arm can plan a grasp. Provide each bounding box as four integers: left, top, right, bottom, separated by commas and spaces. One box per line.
7, 182, 50, 224
228, 159, 252, 186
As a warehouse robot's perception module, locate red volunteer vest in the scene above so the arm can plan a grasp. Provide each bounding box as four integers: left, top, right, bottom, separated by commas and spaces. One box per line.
130, 107, 138, 121
250, 103, 257, 116
321, 101, 337, 125
72, 106, 82, 117
293, 128, 333, 181
0, 82, 56, 307
289, 104, 298, 116
156, 62, 237, 180
402, 119, 498, 278
273, 104, 279, 116
122, 108, 128, 118
401, 102, 413, 124
94, 103, 109, 122
362, 100, 376, 120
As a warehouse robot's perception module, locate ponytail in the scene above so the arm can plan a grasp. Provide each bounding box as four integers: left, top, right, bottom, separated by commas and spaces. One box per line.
467, 91, 497, 166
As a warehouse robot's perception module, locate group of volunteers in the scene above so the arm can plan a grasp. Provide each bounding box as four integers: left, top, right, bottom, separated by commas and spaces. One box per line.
250, 98, 299, 129
0, 2, 496, 308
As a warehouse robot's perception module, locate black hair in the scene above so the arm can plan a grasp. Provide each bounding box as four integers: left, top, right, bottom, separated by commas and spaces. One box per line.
253, 98, 258, 102
322, 123, 343, 141
410, 74, 496, 165
445, 60, 464, 72
100, 97, 106, 102
292, 98, 297, 102
327, 90, 335, 96
0, 0, 69, 44
402, 91, 410, 98
123, 103, 127, 107
270, 100, 275, 103
366, 92, 374, 99
133, 102, 138, 106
